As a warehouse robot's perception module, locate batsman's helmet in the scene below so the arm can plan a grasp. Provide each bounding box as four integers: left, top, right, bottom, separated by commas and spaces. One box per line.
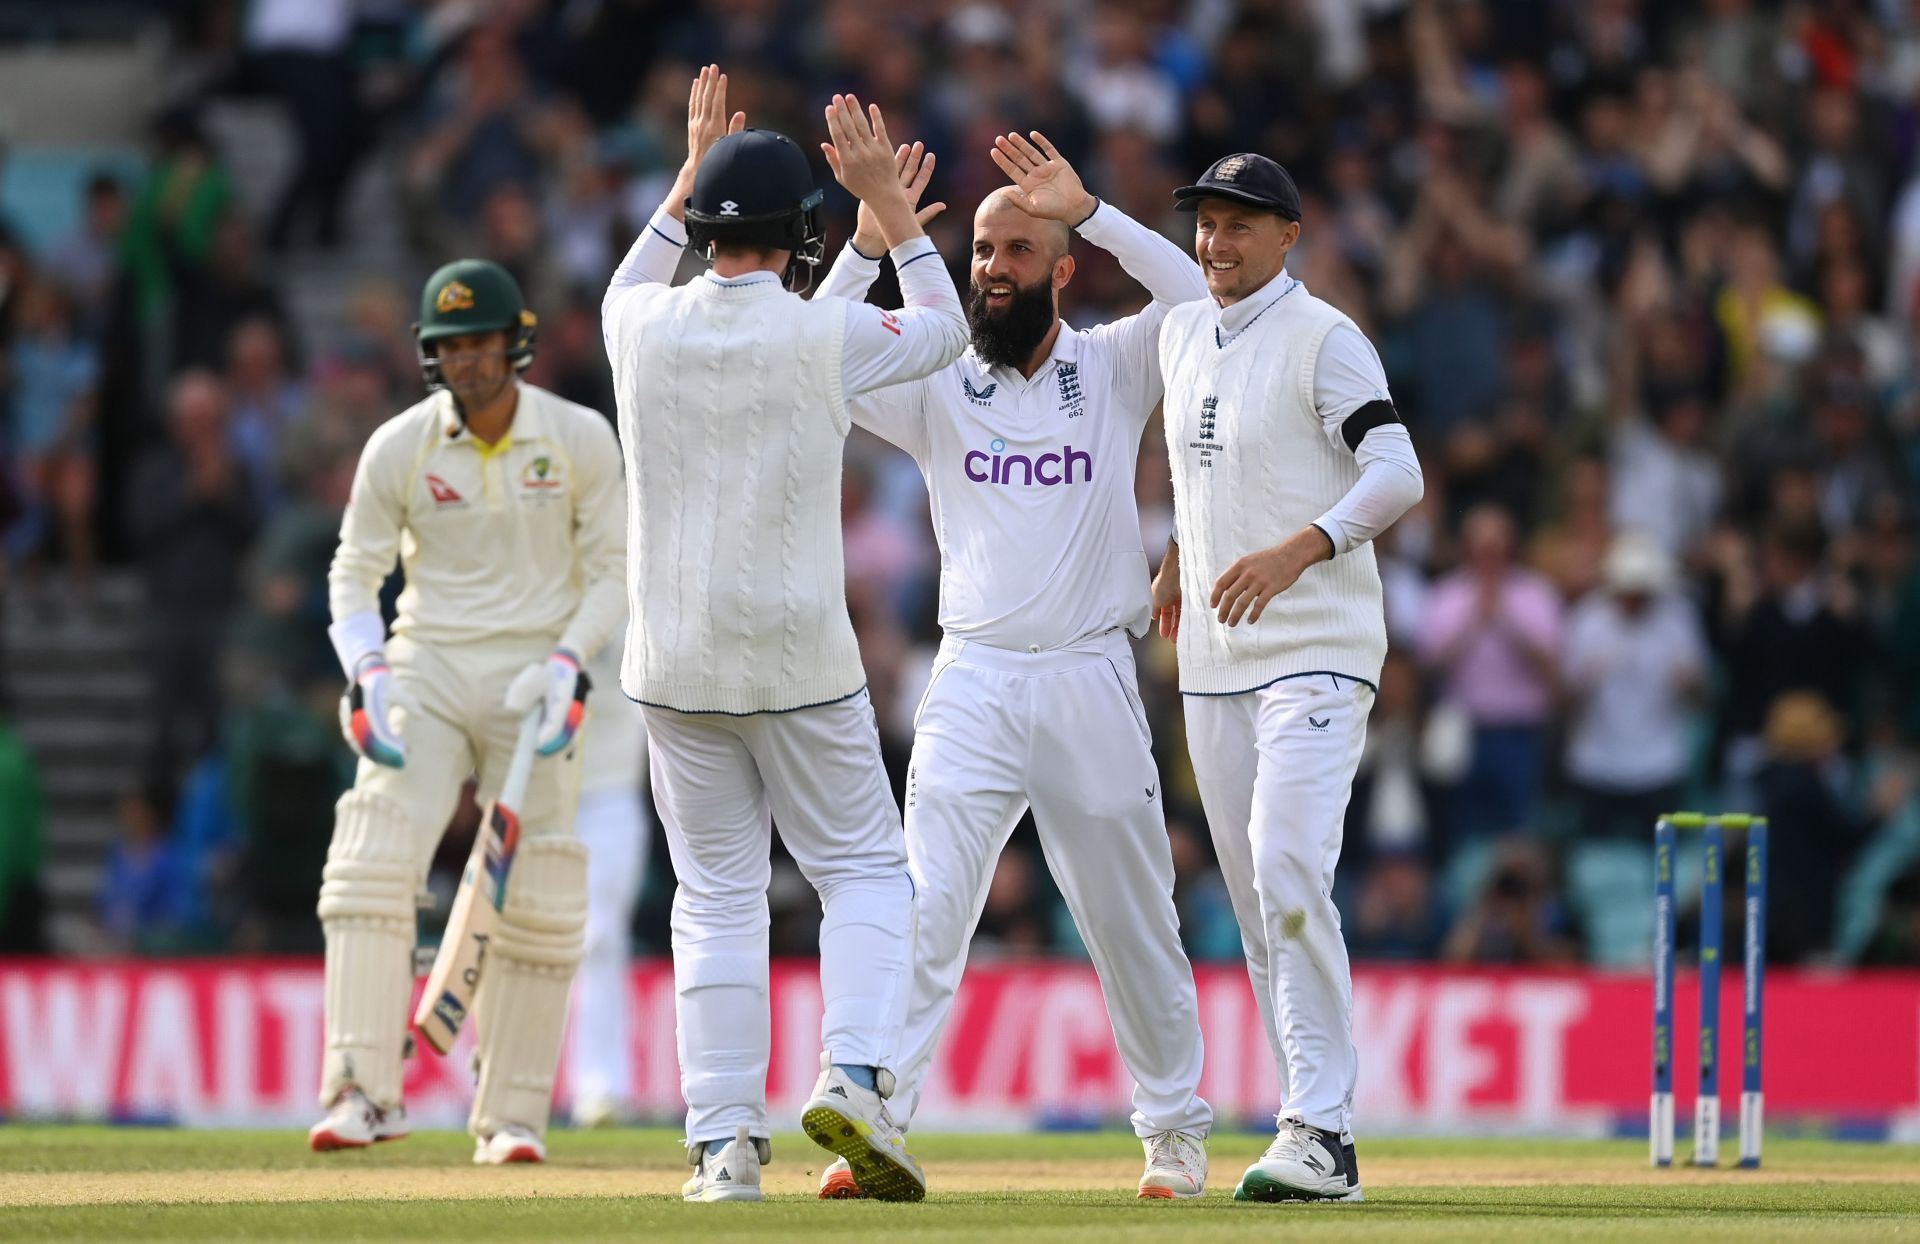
685, 129, 826, 288
413, 258, 538, 390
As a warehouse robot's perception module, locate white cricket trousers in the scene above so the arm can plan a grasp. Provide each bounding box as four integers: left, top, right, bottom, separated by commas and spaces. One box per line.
642, 689, 915, 1145
1183, 673, 1372, 1137
898, 631, 1212, 1138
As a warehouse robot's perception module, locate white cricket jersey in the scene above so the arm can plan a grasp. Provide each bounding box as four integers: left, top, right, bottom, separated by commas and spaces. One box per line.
815, 201, 1207, 652
327, 383, 628, 658
602, 207, 968, 713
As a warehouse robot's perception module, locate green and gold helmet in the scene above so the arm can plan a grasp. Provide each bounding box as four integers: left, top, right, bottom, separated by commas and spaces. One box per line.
413, 259, 538, 389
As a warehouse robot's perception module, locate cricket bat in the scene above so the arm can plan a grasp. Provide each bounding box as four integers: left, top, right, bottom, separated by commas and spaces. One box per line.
412, 708, 542, 1055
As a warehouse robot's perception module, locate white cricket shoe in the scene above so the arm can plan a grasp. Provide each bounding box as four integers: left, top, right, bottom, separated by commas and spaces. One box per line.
473, 1124, 546, 1165
683, 1126, 769, 1202
818, 1155, 866, 1199
799, 1052, 926, 1202
309, 1088, 409, 1151
1233, 1112, 1362, 1202
1138, 1129, 1208, 1199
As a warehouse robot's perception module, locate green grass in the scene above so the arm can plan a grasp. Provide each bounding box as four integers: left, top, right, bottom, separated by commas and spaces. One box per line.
1, 1128, 1917, 1241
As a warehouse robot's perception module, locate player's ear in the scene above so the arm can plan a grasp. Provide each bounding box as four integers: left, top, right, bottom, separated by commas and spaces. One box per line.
1052, 253, 1075, 291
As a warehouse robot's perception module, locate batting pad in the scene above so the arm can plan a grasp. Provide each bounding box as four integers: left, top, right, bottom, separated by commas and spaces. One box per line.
317, 790, 416, 1110
471, 834, 588, 1138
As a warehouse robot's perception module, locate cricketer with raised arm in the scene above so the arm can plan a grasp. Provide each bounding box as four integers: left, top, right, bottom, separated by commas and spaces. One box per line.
312, 256, 626, 1165
812, 130, 1215, 1201
600, 67, 967, 1203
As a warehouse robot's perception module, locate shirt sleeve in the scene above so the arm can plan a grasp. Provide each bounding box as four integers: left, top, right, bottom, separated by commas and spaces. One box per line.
1075, 201, 1210, 429
1311, 423, 1425, 556
815, 238, 885, 304
1313, 323, 1394, 426
602, 205, 688, 348
814, 242, 932, 459
328, 423, 407, 628
839, 236, 968, 399
557, 411, 629, 660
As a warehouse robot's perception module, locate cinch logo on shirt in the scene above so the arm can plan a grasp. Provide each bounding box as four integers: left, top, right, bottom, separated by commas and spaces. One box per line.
964, 438, 1093, 486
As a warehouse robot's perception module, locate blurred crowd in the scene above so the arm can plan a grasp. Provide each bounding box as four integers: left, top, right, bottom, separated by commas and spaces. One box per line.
2, 0, 1919, 969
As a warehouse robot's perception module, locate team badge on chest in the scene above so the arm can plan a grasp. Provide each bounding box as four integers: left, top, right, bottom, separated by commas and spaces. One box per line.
520, 455, 565, 495
1189, 394, 1228, 466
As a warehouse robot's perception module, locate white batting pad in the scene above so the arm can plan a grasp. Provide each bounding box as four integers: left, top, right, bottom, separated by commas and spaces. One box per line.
471, 834, 588, 1138
317, 790, 417, 1110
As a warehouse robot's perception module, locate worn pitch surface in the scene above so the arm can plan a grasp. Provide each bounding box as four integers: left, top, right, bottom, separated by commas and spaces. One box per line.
2, 1128, 1917, 1240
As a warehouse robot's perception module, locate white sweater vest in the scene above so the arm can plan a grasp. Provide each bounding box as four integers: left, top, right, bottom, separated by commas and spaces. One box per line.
615, 277, 864, 714
1160, 287, 1389, 693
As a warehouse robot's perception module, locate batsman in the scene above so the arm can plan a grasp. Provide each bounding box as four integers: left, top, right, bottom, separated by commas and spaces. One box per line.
310, 259, 626, 1162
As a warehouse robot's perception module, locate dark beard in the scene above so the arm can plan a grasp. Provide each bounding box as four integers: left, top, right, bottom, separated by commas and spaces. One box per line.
967, 277, 1056, 368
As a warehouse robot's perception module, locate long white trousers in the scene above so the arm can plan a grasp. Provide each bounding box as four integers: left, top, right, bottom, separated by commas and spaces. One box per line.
897, 632, 1212, 1138
643, 690, 915, 1145
1183, 673, 1371, 1136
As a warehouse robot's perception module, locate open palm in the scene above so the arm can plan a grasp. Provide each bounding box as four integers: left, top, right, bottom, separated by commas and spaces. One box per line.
989, 131, 1093, 223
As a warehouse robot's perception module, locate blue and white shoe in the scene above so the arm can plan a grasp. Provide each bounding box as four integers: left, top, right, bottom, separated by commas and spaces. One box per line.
1233, 1112, 1363, 1202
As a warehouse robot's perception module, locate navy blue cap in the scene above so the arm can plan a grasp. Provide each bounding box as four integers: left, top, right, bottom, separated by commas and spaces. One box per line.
1173, 152, 1302, 221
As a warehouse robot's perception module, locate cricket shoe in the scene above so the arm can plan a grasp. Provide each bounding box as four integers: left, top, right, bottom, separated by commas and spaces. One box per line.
1233, 1112, 1362, 1202
818, 1156, 867, 1199
799, 1053, 926, 1202
683, 1126, 769, 1202
1138, 1129, 1208, 1199
309, 1088, 409, 1151
473, 1124, 545, 1165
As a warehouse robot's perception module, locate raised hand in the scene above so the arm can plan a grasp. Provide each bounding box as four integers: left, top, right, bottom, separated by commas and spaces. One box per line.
821, 94, 903, 201
687, 64, 746, 170
851, 141, 946, 255
989, 131, 1097, 225
822, 94, 925, 248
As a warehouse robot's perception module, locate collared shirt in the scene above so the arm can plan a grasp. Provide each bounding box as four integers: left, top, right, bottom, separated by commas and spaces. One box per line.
817, 199, 1208, 651
328, 382, 627, 656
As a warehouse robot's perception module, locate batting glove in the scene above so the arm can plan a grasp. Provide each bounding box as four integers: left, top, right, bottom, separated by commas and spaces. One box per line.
339, 654, 409, 768
505, 648, 591, 756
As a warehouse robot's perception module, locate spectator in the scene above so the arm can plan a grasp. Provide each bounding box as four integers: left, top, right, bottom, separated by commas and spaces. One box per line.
1348, 853, 1446, 962
1752, 692, 1876, 962
44, 171, 129, 336
245, 0, 365, 250
1421, 504, 1565, 841
5, 279, 100, 591
1441, 836, 1582, 965
0, 706, 46, 952
1562, 531, 1709, 839
172, 212, 294, 372
1717, 517, 1867, 793
98, 783, 197, 953
223, 317, 306, 514
120, 112, 234, 329
128, 372, 258, 784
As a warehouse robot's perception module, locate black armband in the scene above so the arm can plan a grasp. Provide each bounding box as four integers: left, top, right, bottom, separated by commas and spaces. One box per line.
1340, 399, 1402, 452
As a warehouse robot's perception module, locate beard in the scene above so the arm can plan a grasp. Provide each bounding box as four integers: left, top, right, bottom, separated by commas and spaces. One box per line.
967, 276, 1056, 368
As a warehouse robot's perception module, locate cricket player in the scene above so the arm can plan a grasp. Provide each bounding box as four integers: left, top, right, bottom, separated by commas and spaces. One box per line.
813, 131, 1214, 1199
601, 67, 967, 1202
311, 259, 625, 1163
566, 640, 649, 1128
1154, 153, 1424, 1202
